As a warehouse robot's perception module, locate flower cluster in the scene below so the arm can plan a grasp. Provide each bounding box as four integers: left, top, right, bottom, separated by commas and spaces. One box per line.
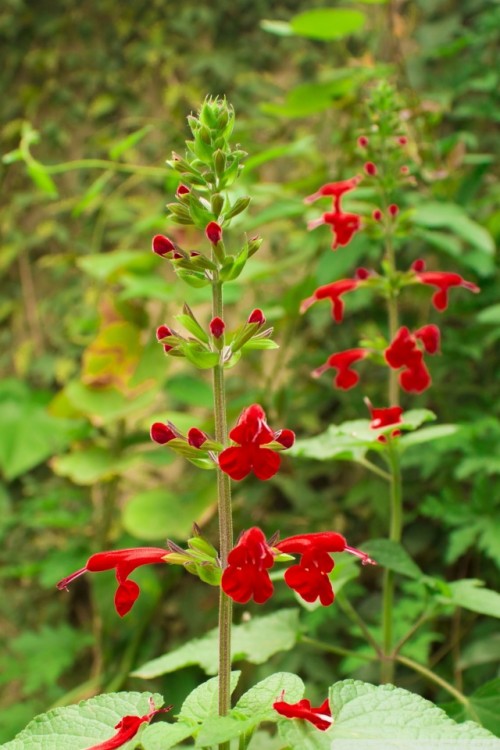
221, 527, 375, 606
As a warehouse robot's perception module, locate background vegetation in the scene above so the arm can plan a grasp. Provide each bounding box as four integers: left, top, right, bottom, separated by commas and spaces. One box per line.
1, 0, 499, 742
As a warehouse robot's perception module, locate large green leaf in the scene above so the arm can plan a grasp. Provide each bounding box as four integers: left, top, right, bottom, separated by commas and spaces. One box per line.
140, 721, 195, 750
132, 609, 300, 678
362, 539, 423, 579
51, 447, 140, 485
443, 679, 500, 736
0, 380, 85, 481
412, 202, 495, 255
329, 680, 499, 746
179, 672, 241, 723
440, 579, 500, 619
122, 486, 214, 541
2, 692, 164, 750
290, 9, 366, 40
65, 381, 158, 424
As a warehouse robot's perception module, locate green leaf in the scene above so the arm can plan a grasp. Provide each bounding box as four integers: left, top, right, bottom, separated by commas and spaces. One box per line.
329, 680, 498, 745
412, 202, 495, 255
3, 691, 164, 750
65, 381, 158, 424
290, 9, 366, 40
132, 609, 300, 678
122, 486, 215, 541
0, 380, 84, 481
260, 19, 294, 36
165, 374, 214, 408
362, 539, 423, 579
109, 125, 152, 160
400, 424, 460, 448
141, 721, 195, 750
174, 313, 209, 343
278, 719, 332, 750
236, 672, 304, 719
440, 579, 500, 619
262, 77, 360, 118
443, 679, 500, 736
178, 672, 241, 723
77, 250, 157, 282
241, 338, 279, 350
27, 161, 58, 197
478, 303, 500, 324
52, 447, 140, 485
181, 343, 220, 369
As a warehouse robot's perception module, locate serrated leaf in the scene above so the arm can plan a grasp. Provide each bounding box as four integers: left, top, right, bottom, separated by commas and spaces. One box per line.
236, 672, 304, 719
178, 672, 241, 723
3, 691, 164, 750
195, 716, 256, 748
329, 679, 498, 746
132, 609, 300, 678
140, 721, 195, 750
362, 539, 423, 579
278, 718, 332, 749
443, 679, 500, 736
440, 579, 500, 619
290, 8, 366, 40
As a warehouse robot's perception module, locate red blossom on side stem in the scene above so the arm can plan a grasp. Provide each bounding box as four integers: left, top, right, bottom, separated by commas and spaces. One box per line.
304, 176, 361, 210
85, 701, 171, 750
57, 548, 170, 617
300, 278, 362, 322
221, 527, 274, 604
209, 316, 225, 338
305, 176, 362, 250
152, 235, 182, 259
412, 262, 480, 311
218, 404, 294, 481
384, 326, 439, 394
273, 696, 332, 731
205, 221, 222, 244
368, 402, 404, 441
312, 349, 368, 390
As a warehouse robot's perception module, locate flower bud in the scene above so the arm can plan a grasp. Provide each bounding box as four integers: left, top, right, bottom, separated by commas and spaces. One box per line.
205, 221, 222, 244
152, 235, 175, 257
187, 427, 208, 448
355, 267, 370, 280
389, 203, 399, 217
400, 165, 409, 175
156, 324, 174, 352
397, 136, 408, 146
274, 429, 295, 448
411, 258, 426, 272
357, 136, 369, 147
247, 308, 265, 326
372, 209, 383, 221
210, 316, 225, 339
176, 184, 190, 196
151, 422, 176, 444
364, 162, 377, 176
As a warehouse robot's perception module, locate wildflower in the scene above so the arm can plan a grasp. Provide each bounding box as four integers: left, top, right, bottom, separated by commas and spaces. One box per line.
176, 183, 190, 196
187, 427, 208, 448
150, 422, 176, 444
209, 316, 225, 338
57, 548, 170, 617
276, 532, 374, 606
156, 324, 174, 353
304, 176, 361, 211
397, 136, 408, 146
384, 326, 440, 394
373, 209, 383, 221
85, 700, 171, 750
152, 235, 182, 259
205, 221, 222, 244
218, 404, 294, 481
300, 278, 363, 322
273, 696, 332, 731
364, 161, 377, 176
312, 348, 368, 390
357, 136, 369, 148
412, 262, 480, 311
368, 403, 403, 441
221, 527, 274, 604
388, 203, 399, 216
247, 308, 266, 325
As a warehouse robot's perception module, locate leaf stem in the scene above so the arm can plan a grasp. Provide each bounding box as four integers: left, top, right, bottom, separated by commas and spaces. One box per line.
337, 595, 382, 656
300, 635, 377, 663
358, 457, 392, 482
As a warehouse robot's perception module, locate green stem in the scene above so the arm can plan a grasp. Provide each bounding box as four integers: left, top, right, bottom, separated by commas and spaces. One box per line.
44, 158, 166, 177
337, 595, 382, 655
381, 440, 402, 683
300, 635, 377, 663
212, 274, 234, 734
395, 655, 479, 720
358, 457, 392, 482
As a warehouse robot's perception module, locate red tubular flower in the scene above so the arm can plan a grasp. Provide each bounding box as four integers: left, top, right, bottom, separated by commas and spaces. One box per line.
300, 278, 361, 321
364, 161, 377, 176
312, 348, 368, 390
156, 324, 174, 353
57, 548, 170, 617
369, 404, 403, 441
205, 221, 222, 244
218, 404, 294, 481
304, 175, 361, 211
413, 269, 480, 311
150, 422, 176, 444
276, 533, 375, 605
221, 527, 274, 604
85, 701, 171, 750
273, 697, 332, 731
309, 210, 361, 250
384, 326, 435, 394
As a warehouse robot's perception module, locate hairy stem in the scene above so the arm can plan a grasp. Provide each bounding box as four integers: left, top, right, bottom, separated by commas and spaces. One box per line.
381, 439, 402, 683
212, 274, 234, 732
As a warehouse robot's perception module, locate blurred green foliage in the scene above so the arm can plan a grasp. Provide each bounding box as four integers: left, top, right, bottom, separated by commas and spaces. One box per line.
1, 0, 499, 742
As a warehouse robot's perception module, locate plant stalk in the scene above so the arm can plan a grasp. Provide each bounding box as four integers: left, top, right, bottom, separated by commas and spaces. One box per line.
212, 274, 234, 734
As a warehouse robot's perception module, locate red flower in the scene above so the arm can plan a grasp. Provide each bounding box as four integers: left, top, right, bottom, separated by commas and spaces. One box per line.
312, 348, 368, 390
152, 235, 182, 259
156, 324, 174, 353
368, 404, 403, 441
276, 533, 375, 606
176, 183, 190, 196
205, 221, 222, 244
57, 548, 170, 617
187, 427, 208, 448
150, 422, 176, 444
304, 175, 361, 211
364, 161, 377, 176
221, 527, 274, 604
300, 278, 361, 321
209, 316, 225, 338
273, 696, 332, 731
218, 404, 294, 481
247, 308, 266, 325
384, 326, 439, 394
412, 263, 480, 311
85, 700, 171, 750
